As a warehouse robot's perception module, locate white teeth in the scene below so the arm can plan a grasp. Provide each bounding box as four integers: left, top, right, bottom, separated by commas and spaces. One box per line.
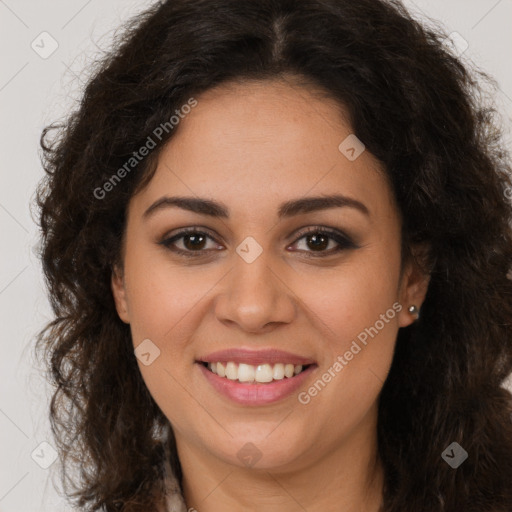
284, 364, 295, 378
225, 362, 238, 380
216, 361, 226, 377
255, 364, 273, 383
273, 363, 285, 380
238, 363, 255, 382
205, 361, 306, 383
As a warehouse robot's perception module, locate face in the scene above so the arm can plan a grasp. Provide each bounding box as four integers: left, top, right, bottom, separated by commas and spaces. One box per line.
111, 78, 429, 474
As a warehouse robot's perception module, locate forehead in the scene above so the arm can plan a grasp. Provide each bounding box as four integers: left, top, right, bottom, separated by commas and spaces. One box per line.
131, 79, 397, 223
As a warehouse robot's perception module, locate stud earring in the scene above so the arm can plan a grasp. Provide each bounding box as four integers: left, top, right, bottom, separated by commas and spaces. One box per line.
408, 304, 420, 319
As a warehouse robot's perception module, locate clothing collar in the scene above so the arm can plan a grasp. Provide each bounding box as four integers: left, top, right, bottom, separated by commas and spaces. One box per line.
161, 456, 187, 512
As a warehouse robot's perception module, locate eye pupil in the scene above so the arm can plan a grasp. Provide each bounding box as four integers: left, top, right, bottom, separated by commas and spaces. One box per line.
307, 233, 329, 251
184, 233, 206, 250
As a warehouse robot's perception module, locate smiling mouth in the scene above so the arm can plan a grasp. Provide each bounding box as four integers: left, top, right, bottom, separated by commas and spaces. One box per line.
200, 361, 313, 384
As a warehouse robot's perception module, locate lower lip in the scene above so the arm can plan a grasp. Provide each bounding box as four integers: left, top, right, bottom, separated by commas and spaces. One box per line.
197, 363, 317, 406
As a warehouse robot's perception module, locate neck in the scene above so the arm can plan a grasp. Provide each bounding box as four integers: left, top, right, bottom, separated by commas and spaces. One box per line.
175, 405, 384, 512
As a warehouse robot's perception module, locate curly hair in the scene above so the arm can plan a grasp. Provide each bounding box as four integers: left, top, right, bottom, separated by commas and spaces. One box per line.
35, 0, 512, 510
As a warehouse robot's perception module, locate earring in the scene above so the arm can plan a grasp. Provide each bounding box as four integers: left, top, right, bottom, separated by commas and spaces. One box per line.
408, 304, 420, 319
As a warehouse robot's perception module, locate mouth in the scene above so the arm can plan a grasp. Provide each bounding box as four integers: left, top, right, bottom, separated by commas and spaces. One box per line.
195, 350, 318, 405
195, 348, 317, 405
199, 360, 314, 384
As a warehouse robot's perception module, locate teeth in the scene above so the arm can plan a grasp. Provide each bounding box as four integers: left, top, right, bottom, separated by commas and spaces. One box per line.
206, 361, 306, 383
273, 363, 285, 380
255, 364, 273, 383
238, 363, 255, 382
225, 361, 238, 380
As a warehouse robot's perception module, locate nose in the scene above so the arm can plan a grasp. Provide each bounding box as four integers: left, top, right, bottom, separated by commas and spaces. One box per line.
214, 247, 296, 333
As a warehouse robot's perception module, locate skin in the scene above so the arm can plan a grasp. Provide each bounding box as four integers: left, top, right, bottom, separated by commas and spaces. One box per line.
111, 76, 430, 512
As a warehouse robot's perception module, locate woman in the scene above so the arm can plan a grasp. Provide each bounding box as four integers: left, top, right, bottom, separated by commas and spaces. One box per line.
35, 0, 512, 510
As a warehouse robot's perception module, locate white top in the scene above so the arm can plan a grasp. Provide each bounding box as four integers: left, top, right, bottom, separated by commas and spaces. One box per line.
161, 455, 187, 512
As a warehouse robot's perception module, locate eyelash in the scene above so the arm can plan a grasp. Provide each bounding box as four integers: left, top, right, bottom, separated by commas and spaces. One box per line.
158, 226, 359, 258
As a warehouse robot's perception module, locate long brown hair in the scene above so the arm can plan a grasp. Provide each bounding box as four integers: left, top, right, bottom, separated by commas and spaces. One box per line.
35, 0, 512, 510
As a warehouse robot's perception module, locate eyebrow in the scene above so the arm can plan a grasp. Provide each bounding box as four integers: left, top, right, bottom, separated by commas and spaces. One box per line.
143, 193, 370, 220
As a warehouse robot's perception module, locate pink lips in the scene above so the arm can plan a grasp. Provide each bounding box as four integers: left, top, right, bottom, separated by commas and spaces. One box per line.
198, 348, 315, 366
196, 348, 317, 406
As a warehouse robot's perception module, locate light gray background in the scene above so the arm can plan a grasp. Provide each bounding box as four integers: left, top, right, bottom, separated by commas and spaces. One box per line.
1, 1, 511, 510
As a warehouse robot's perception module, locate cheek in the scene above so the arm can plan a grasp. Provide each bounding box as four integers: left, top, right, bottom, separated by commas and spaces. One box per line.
294, 264, 400, 437
123, 243, 211, 345
294, 245, 402, 421
298, 250, 401, 348
122, 247, 211, 428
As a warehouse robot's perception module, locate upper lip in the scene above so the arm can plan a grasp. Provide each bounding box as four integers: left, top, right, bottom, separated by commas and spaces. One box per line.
198, 348, 316, 366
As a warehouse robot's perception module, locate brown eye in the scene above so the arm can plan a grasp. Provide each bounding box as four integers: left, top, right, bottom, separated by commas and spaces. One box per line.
159, 228, 222, 257
303, 233, 330, 251
182, 232, 208, 251
159, 226, 358, 259
289, 227, 358, 257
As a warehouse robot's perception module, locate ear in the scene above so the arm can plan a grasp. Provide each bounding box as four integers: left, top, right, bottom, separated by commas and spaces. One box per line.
111, 264, 130, 324
397, 243, 431, 328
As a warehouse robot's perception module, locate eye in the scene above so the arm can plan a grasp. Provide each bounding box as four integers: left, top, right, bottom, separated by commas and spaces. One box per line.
159, 225, 358, 258
159, 227, 222, 257
288, 226, 358, 257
